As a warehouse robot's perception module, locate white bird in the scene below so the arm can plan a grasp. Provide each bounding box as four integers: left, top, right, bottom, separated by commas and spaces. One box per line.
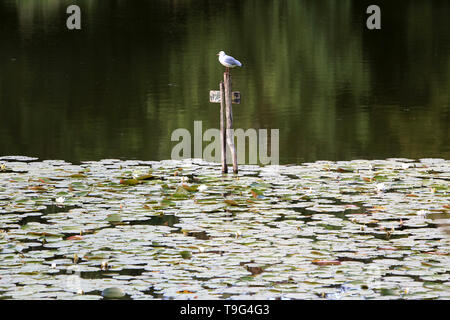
217, 51, 242, 73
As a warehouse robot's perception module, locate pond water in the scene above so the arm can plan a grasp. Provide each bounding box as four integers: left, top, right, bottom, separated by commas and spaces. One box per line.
0, 157, 448, 299
0, 0, 448, 301
0, 0, 449, 164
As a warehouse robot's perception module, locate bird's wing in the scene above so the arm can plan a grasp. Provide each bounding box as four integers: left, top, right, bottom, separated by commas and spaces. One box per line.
224, 56, 240, 66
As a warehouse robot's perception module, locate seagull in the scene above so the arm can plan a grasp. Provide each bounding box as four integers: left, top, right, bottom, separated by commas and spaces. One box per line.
217, 51, 242, 73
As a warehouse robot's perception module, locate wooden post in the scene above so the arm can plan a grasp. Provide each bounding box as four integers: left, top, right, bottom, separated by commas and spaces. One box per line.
209, 76, 240, 174
224, 72, 238, 173
220, 81, 228, 173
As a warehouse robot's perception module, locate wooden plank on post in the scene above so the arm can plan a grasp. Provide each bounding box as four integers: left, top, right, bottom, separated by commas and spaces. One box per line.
210, 90, 221, 103
210, 91, 241, 104
220, 82, 227, 173
224, 72, 238, 174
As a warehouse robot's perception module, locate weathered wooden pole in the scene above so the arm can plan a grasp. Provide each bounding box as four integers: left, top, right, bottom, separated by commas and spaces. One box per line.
219, 81, 228, 173
224, 72, 238, 174
209, 74, 240, 173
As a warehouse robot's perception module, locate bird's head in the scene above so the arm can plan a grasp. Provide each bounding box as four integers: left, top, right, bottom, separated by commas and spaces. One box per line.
217, 51, 225, 56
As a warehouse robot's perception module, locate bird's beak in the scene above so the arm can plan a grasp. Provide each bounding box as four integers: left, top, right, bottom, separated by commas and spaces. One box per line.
216, 53, 220, 56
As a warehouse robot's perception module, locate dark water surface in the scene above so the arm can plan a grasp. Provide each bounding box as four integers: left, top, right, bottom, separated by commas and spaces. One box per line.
0, 0, 448, 164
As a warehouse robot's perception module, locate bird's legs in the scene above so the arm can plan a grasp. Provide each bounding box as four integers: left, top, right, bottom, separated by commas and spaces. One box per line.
226, 67, 229, 74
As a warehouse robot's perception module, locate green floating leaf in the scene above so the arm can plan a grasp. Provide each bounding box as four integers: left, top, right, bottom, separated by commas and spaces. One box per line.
373, 175, 389, 182
120, 179, 140, 186
75, 191, 90, 197
27, 232, 63, 238
180, 251, 192, 259
70, 174, 87, 179
102, 287, 125, 299
172, 186, 190, 198
160, 199, 176, 206
70, 181, 85, 187
136, 174, 155, 181
106, 214, 122, 223
251, 188, 264, 196
334, 167, 354, 173
182, 184, 199, 192
224, 199, 239, 206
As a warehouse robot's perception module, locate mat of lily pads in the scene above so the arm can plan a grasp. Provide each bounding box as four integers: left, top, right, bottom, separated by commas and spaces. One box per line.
0, 156, 449, 300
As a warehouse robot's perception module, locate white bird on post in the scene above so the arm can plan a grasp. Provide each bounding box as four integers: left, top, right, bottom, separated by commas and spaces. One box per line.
214, 51, 241, 174
217, 51, 242, 73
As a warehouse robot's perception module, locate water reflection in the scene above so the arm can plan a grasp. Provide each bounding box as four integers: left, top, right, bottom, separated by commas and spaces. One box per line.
0, 0, 448, 164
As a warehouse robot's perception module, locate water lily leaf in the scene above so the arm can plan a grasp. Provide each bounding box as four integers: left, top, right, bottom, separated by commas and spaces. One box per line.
224, 199, 239, 206
120, 179, 141, 186
246, 265, 264, 275
177, 290, 196, 294
27, 232, 63, 238
28, 186, 47, 192
75, 191, 90, 197
102, 287, 125, 299
334, 167, 354, 173
106, 214, 122, 223
373, 175, 389, 182
312, 260, 341, 266
70, 174, 87, 179
67, 235, 83, 241
171, 187, 190, 199
155, 198, 175, 208
136, 174, 155, 181
182, 184, 199, 192
180, 251, 192, 259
